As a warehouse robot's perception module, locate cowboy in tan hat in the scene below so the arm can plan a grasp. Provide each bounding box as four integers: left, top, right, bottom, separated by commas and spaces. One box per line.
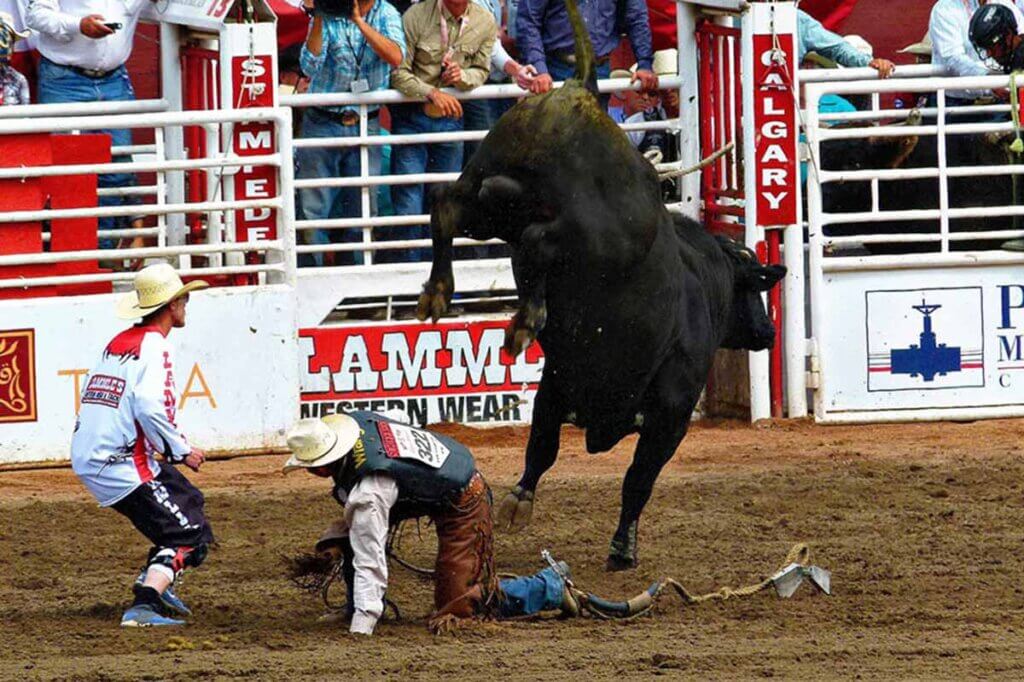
284, 412, 577, 634
0, 11, 30, 106
71, 263, 212, 627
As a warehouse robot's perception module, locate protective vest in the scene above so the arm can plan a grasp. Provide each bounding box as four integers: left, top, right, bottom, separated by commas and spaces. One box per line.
331, 411, 477, 520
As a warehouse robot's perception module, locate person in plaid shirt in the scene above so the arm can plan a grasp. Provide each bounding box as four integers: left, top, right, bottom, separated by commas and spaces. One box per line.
297, 0, 406, 267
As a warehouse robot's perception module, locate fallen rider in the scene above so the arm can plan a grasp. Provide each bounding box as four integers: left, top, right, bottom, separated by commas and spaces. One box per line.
283, 412, 578, 634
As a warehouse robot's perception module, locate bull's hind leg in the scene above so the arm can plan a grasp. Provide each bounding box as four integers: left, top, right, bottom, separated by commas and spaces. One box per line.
505, 218, 563, 356
497, 380, 563, 530
606, 414, 691, 571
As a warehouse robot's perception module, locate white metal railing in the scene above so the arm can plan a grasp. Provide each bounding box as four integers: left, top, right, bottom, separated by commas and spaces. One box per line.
0, 107, 295, 291
281, 76, 684, 268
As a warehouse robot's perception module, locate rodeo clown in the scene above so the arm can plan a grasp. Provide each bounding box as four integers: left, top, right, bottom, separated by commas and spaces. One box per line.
284, 411, 577, 634
70, 263, 213, 628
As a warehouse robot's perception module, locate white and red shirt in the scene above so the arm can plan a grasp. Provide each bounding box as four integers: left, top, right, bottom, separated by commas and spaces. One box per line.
70, 325, 191, 506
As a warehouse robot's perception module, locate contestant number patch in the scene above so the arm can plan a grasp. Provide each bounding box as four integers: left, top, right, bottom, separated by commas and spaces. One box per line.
378, 422, 450, 468
81, 374, 126, 408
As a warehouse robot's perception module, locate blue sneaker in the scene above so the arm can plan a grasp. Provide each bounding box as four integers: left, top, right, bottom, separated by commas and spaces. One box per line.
120, 604, 186, 627
134, 571, 192, 617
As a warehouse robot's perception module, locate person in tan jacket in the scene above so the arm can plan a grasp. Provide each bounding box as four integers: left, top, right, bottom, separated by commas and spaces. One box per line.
382, 0, 495, 263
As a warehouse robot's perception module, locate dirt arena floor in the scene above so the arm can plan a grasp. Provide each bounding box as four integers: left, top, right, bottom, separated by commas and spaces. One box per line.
2, 417, 1024, 680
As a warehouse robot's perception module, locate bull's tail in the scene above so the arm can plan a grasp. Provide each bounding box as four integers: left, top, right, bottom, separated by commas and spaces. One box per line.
563, 0, 597, 96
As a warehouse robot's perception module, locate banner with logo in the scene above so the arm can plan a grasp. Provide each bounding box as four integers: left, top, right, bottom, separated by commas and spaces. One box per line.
816, 266, 1024, 421
299, 318, 545, 426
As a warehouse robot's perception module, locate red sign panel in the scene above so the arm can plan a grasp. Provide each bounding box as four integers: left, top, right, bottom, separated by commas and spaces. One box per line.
0, 329, 37, 423
299, 320, 546, 425
231, 55, 278, 242
752, 34, 798, 227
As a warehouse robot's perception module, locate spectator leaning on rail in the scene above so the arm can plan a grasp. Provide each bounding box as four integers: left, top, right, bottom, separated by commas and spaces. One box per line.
25, 0, 149, 247
515, 0, 658, 97
0, 12, 30, 105
386, 0, 496, 263
797, 10, 894, 78
929, 0, 1024, 106
968, 2, 1024, 253
296, 0, 405, 268
70, 263, 213, 628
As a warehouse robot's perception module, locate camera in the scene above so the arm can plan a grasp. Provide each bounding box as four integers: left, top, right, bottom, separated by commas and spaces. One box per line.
313, 0, 354, 17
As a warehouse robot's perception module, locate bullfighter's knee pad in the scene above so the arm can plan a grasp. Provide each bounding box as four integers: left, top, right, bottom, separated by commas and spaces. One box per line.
147, 543, 209, 581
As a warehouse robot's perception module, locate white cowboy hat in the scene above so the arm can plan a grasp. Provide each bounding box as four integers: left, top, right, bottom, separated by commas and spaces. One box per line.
282, 414, 360, 473
611, 48, 679, 80
0, 12, 29, 41
898, 32, 931, 56
843, 34, 874, 58
115, 262, 208, 320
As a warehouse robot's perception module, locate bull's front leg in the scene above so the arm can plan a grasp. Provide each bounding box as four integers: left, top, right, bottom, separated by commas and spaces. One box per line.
496, 379, 563, 530
505, 218, 562, 356
416, 186, 461, 322
607, 417, 690, 571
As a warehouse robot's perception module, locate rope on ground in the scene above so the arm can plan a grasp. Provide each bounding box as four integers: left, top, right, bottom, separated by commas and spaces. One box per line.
573, 543, 815, 621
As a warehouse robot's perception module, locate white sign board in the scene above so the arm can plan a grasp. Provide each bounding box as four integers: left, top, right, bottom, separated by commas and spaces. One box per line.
815, 265, 1024, 422
0, 285, 298, 464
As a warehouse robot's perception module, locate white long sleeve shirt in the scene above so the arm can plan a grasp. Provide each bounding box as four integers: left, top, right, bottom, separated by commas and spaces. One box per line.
25, 0, 149, 71
928, 0, 1024, 99
317, 473, 399, 635
70, 325, 192, 506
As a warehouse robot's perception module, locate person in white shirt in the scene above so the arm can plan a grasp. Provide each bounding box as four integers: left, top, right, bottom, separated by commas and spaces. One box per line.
71, 262, 212, 628
25, 0, 151, 246
930, 0, 1024, 104
283, 412, 576, 634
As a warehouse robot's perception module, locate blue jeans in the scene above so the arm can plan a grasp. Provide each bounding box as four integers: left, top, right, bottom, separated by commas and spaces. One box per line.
546, 56, 611, 109
461, 98, 494, 168
296, 109, 382, 267
498, 566, 566, 618
385, 107, 464, 263
38, 58, 136, 247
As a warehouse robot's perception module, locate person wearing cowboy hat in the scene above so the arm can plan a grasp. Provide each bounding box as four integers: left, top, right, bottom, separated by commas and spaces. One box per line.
0, 12, 30, 106
284, 412, 577, 634
70, 263, 213, 628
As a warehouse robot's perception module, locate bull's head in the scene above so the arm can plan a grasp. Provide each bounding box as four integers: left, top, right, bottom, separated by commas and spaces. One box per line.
716, 237, 786, 352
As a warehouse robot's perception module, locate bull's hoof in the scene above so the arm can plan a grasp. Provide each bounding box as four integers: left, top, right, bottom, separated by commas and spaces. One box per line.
495, 486, 534, 531
416, 278, 452, 323
503, 304, 547, 356
605, 553, 638, 572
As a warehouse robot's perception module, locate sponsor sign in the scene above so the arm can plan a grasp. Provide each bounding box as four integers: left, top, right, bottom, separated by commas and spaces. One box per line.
816, 267, 1024, 420
751, 8, 798, 227
0, 329, 37, 423
299, 319, 545, 426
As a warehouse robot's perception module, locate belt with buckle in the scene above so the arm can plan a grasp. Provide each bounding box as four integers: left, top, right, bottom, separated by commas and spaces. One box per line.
312, 107, 380, 126
71, 65, 119, 79
549, 49, 611, 66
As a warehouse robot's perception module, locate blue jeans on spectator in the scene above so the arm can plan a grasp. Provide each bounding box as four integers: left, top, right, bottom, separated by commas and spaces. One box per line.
296, 109, 381, 267
498, 566, 566, 618
461, 98, 494, 167
384, 107, 463, 263
38, 58, 136, 248
546, 56, 611, 108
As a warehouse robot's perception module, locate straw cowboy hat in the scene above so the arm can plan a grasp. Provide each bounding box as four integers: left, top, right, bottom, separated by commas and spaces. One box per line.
0, 12, 29, 41
282, 415, 361, 473
115, 262, 208, 320
898, 33, 932, 56
610, 48, 679, 80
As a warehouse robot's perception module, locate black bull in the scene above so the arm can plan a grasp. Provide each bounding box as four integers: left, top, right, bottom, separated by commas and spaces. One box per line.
416, 77, 786, 569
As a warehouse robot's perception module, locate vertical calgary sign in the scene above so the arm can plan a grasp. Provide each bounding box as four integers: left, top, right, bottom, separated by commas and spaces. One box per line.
751, 4, 798, 227
299, 319, 545, 426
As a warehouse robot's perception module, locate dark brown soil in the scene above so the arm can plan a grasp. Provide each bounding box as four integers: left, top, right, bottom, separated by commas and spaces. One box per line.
2, 417, 1024, 680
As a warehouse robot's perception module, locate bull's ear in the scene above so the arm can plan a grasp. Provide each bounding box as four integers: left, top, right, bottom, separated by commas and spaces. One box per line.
747, 264, 787, 291
479, 175, 524, 203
